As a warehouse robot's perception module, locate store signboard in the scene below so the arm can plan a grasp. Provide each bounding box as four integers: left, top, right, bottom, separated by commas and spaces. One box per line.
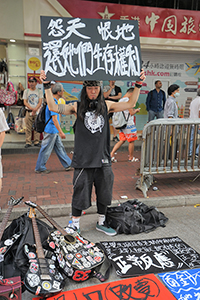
59, 0, 200, 41
40, 16, 142, 81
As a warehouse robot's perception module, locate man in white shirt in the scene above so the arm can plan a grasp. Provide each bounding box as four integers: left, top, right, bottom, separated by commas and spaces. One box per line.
23, 77, 43, 148
103, 81, 122, 142
0, 109, 9, 191
189, 89, 200, 158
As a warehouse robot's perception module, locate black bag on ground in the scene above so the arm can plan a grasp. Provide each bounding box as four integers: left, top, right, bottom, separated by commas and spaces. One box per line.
1, 213, 53, 279
34, 102, 52, 133
106, 199, 168, 234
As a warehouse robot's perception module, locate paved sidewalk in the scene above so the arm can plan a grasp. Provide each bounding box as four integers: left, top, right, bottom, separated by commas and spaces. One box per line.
1, 143, 200, 300
1, 145, 200, 219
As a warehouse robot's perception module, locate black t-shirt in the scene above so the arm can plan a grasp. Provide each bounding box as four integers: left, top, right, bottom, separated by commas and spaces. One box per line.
105, 85, 122, 102
71, 102, 111, 168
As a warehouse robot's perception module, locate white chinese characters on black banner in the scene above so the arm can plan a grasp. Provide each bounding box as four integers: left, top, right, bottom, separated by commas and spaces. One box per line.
101, 237, 200, 277
40, 17, 142, 81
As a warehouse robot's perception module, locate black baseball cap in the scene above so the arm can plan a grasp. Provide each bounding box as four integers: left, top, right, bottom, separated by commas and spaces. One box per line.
28, 76, 37, 82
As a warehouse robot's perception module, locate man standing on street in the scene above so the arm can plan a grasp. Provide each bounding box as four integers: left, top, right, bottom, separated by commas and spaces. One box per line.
146, 80, 166, 122
23, 77, 43, 148
35, 83, 71, 174
40, 69, 146, 236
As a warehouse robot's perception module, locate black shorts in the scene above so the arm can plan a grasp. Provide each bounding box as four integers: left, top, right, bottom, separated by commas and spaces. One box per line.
72, 165, 114, 211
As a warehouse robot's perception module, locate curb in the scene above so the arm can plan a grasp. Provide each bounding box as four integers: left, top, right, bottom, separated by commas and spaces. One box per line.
1, 194, 199, 222
1, 140, 142, 155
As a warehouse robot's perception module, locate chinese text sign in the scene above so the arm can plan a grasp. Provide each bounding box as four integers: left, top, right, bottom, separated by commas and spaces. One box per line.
40, 16, 142, 81
159, 269, 200, 300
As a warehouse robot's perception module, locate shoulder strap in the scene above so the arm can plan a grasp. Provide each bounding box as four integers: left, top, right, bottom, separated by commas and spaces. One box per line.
44, 102, 52, 126
122, 111, 130, 122
114, 86, 118, 95
93, 243, 112, 282
44, 116, 52, 127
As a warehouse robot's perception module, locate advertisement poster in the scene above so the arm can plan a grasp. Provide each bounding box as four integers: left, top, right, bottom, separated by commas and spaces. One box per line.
58, 81, 81, 134
26, 55, 43, 90
102, 51, 200, 131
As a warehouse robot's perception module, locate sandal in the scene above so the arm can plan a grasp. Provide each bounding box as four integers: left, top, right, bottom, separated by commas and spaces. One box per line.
111, 157, 117, 163
129, 157, 139, 162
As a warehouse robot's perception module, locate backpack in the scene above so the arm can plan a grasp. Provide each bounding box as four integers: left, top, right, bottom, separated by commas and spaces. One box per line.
112, 111, 130, 130
106, 199, 168, 234
34, 102, 52, 133
6, 112, 15, 130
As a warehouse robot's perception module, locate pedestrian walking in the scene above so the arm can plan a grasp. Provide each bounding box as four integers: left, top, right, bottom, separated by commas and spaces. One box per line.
103, 80, 122, 142
111, 88, 140, 163
35, 82, 71, 174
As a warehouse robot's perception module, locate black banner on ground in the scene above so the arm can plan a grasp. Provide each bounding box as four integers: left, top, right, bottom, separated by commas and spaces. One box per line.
40, 16, 142, 81
101, 236, 200, 277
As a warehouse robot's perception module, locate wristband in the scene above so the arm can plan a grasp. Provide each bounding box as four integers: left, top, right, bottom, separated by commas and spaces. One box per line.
43, 82, 51, 90
135, 83, 142, 89
136, 81, 143, 85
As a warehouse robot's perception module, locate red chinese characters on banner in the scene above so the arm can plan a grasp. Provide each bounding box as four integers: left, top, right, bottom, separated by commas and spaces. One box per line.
58, 0, 200, 41
33, 274, 176, 300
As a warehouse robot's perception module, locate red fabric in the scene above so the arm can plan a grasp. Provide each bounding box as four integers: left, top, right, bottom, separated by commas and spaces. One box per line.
58, 0, 200, 41
33, 274, 176, 300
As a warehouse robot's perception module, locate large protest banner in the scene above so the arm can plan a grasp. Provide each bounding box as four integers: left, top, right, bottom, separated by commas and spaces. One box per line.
33, 274, 176, 300
40, 16, 142, 81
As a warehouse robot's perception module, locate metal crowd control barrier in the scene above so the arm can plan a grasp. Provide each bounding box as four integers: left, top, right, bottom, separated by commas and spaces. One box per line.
136, 118, 200, 197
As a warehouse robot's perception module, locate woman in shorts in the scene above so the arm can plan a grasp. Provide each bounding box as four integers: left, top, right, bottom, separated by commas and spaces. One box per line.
110, 88, 140, 162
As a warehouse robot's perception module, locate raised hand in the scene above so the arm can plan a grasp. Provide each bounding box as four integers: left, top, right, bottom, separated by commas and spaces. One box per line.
139, 68, 146, 82
40, 70, 50, 84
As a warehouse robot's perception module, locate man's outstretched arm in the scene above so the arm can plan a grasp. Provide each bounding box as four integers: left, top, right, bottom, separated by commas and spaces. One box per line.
40, 70, 77, 115
107, 70, 146, 113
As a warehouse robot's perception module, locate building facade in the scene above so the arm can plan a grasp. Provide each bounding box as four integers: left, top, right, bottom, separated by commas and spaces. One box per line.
0, 0, 200, 136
